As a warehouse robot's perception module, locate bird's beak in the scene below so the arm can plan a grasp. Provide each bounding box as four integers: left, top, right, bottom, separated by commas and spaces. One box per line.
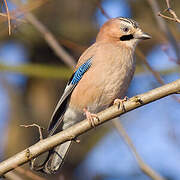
134, 31, 151, 40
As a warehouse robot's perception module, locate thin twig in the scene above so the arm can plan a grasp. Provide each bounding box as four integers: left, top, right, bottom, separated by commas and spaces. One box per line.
20, 124, 44, 169
11, 0, 76, 68
147, 0, 180, 62
97, 1, 111, 19
113, 119, 165, 180
166, 0, 170, 8
59, 37, 86, 53
3, 0, 11, 35
158, 0, 180, 24
0, 78, 179, 176
158, 12, 180, 23
161, 45, 180, 64
0, 0, 47, 26
20, 123, 44, 140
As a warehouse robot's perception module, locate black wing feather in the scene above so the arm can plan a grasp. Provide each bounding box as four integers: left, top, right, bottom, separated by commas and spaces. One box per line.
47, 58, 92, 135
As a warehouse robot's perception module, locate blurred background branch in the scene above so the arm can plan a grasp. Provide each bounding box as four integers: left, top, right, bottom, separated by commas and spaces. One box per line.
112, 119, 165, 180
4, 171, 23, 180
3, 0, 11, 35
11, 0, 76, 68
147, 0, 180, 62
0, 63, 72, 79
158, 0, 180, 24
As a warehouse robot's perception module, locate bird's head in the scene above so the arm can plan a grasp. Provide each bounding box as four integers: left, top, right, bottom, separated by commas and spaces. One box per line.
96, 17, 151, 49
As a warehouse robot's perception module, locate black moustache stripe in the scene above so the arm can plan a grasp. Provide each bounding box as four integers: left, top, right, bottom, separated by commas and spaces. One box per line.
120, 34, 134, 41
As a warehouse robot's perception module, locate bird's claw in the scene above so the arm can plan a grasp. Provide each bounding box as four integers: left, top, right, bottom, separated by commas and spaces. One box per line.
113, 96, 128, 112
83, 108, 98, 128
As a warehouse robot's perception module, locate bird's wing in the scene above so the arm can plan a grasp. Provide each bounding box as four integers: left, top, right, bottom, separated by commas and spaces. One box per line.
48, 57, 92, 136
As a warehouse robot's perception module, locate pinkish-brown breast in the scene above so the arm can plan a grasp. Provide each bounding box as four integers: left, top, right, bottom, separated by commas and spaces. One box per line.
69, 42, 135, 113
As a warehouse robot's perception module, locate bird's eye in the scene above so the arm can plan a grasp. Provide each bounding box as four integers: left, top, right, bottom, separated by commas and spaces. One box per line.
123, 27, 129, 32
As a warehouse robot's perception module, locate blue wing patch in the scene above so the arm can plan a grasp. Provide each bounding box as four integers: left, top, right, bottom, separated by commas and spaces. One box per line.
71, 57, 92, 85
48, 57, 92, 134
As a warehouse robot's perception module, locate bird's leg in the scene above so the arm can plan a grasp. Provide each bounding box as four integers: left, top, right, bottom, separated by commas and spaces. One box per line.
83, 107, 98, 128
113, 96, 129, 112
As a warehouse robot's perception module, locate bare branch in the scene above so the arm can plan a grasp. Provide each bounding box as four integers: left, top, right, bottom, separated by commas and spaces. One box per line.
0, 79, 179, 176
113, 120, 165, 180
158, 12, 180, 23
147, 0, 180, 61
158, 0, 180, 24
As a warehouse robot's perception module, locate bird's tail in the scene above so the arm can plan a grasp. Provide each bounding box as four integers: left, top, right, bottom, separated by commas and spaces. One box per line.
31, 109, 74, 173
43, 140, 72, 174
31, 140, 72, 174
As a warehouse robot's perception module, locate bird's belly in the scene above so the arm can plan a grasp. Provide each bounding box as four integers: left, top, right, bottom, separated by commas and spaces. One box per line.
96, 70, 132, 109
70, 55, 135, 114
93, 61, 135, 111
71, 66, 134, 114
62, 107, 84, 129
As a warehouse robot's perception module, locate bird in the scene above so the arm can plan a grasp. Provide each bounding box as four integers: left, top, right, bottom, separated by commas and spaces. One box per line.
34, 17, 151, 174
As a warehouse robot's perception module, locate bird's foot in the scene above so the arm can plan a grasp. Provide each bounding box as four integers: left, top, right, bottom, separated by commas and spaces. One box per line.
83, 107, 98, 128
113, 96, 129, 112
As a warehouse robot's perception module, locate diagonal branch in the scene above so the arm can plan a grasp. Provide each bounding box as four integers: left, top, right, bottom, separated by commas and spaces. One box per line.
136, 48, 180, 103
97, 1, 111, 19
0, 79, 179, 176
136, 48, 164, 85
113, 120, 165, 180
10, 0, 76, 68
24, 12, 76, 68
